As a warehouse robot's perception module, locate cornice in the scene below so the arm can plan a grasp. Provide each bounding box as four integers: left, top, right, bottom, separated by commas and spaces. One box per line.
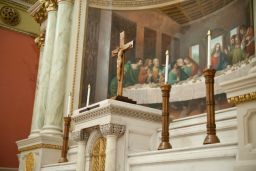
0, 24, 38, 37
227, 92, 256, 105
72, 101, 162, 124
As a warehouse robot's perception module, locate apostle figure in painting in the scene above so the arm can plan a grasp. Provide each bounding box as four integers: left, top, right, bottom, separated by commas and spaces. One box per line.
176, 58, 189, 81
148, 58, 163, 83
124, 58, 143, 86
239, 25, 247, 50
168, 62, 179, 84
183, 57, 199, 76
231, 35, 246, 64
244, 26, 255, 57
211, 43, 229, 71
138, 58, 152, 84
225, 35, 236, 64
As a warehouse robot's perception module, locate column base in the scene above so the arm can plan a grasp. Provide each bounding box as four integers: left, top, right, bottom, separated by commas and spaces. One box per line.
40, 125, 63, 137
203, 134, 220, 145
158, 142, 172, 150
16, 135, 63, 171
28, 129, 41, 138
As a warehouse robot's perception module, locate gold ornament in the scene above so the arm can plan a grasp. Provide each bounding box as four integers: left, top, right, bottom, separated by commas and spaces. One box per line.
0, 6, 20, 26
19, 143, 62, 152
34, 31, 45, 48
228, 92, 256, 105
25, 152, 34, 171
92, 137, 106, 171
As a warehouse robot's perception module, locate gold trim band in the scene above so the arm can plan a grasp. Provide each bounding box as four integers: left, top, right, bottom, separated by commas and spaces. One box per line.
19, 143, 62, 152
227, 92, 256, 105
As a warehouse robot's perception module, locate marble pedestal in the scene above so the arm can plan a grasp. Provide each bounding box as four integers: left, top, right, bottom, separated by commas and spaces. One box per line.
16, 135, 62, 171
72, 99, 162, 171
220, 73, 256, 171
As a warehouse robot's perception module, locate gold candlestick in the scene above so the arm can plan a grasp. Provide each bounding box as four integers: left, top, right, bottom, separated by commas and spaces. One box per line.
203, 69, 220, 144
59, 116, 71, 163
158, 84, 172, 150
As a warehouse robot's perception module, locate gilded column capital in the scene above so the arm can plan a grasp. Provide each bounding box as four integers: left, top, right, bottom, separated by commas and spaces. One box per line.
57, 0, 74, 4
72, 129, 89, 142
34, 31, 46, 48
45, 0, 58, 12
100, 123, 125, 137
32, 3, 47, 24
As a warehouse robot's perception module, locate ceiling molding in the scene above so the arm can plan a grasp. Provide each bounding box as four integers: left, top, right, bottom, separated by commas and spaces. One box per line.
88, 0, 188, 10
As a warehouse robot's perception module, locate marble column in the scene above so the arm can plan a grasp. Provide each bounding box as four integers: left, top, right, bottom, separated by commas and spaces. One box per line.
41, 0, 73, 136
30, 1, 58, 138
72, 130, 89, 171
95, 10, 112, 102
100, 124, 125, 171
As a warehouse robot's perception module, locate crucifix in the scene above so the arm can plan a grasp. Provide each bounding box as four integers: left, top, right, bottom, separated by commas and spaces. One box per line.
111, 31, 136, 104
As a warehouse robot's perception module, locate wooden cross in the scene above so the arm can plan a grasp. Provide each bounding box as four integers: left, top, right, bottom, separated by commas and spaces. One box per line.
112, 31, 134, 97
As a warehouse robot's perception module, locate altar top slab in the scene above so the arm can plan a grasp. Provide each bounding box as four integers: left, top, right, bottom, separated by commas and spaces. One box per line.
72, 99, 162, 129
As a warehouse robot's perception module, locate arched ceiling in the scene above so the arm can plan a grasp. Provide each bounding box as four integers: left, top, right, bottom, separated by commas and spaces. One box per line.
89, 0, 236, 25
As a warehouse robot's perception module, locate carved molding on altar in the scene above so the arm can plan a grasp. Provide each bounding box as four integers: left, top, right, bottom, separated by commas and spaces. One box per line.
243, 109, 256, 151
73, 102, 162, 124
89, 0, 185, 10
19, 143, 62, 152
100, 123, 125, 137
227, 92, 256, 105
72, 129, 90, 142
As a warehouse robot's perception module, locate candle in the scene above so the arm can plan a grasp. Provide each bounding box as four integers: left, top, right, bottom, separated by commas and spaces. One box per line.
165, 50, 169, 84
86, 84, 91, 107
207, 30, 211, 69
66, 92, 72, 115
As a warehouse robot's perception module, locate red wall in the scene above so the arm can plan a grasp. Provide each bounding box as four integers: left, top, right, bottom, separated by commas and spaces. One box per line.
0, 28, 39, 168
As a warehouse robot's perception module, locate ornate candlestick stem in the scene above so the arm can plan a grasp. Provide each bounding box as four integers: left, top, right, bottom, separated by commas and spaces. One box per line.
203, 69, 220, 144
59, 116, 71, 163
158, 84, 172, 150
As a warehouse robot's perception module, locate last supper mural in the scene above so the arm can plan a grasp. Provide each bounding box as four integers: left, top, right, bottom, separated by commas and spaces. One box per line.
80, 0, 255, 119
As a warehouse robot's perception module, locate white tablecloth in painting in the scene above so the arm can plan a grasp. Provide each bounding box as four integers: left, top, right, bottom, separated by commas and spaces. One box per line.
123, 62, 253, 104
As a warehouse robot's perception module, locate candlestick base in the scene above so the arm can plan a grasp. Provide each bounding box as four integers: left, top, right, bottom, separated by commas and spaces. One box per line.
203, 134, 220, 145
158, 141, 172, 150
111, 95, 136, 104
58, 157, 68, 163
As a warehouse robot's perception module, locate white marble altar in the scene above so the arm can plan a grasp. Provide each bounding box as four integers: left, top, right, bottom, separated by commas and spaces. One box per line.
220, 73, 256, 171
39, 102, 240, 171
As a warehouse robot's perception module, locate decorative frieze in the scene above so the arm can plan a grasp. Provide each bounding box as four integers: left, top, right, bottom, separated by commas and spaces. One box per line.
89, 0, 172, 9
227, 92, 256, 105
72, 129, 90, 142
19, 143, 62, 152
100, 123, 125, 137
72, 103, 161, 124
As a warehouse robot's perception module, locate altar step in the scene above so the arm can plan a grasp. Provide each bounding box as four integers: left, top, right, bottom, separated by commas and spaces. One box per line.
41, 107, 238, 171
154, 107, 237, 149
127, 142, 237, 171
